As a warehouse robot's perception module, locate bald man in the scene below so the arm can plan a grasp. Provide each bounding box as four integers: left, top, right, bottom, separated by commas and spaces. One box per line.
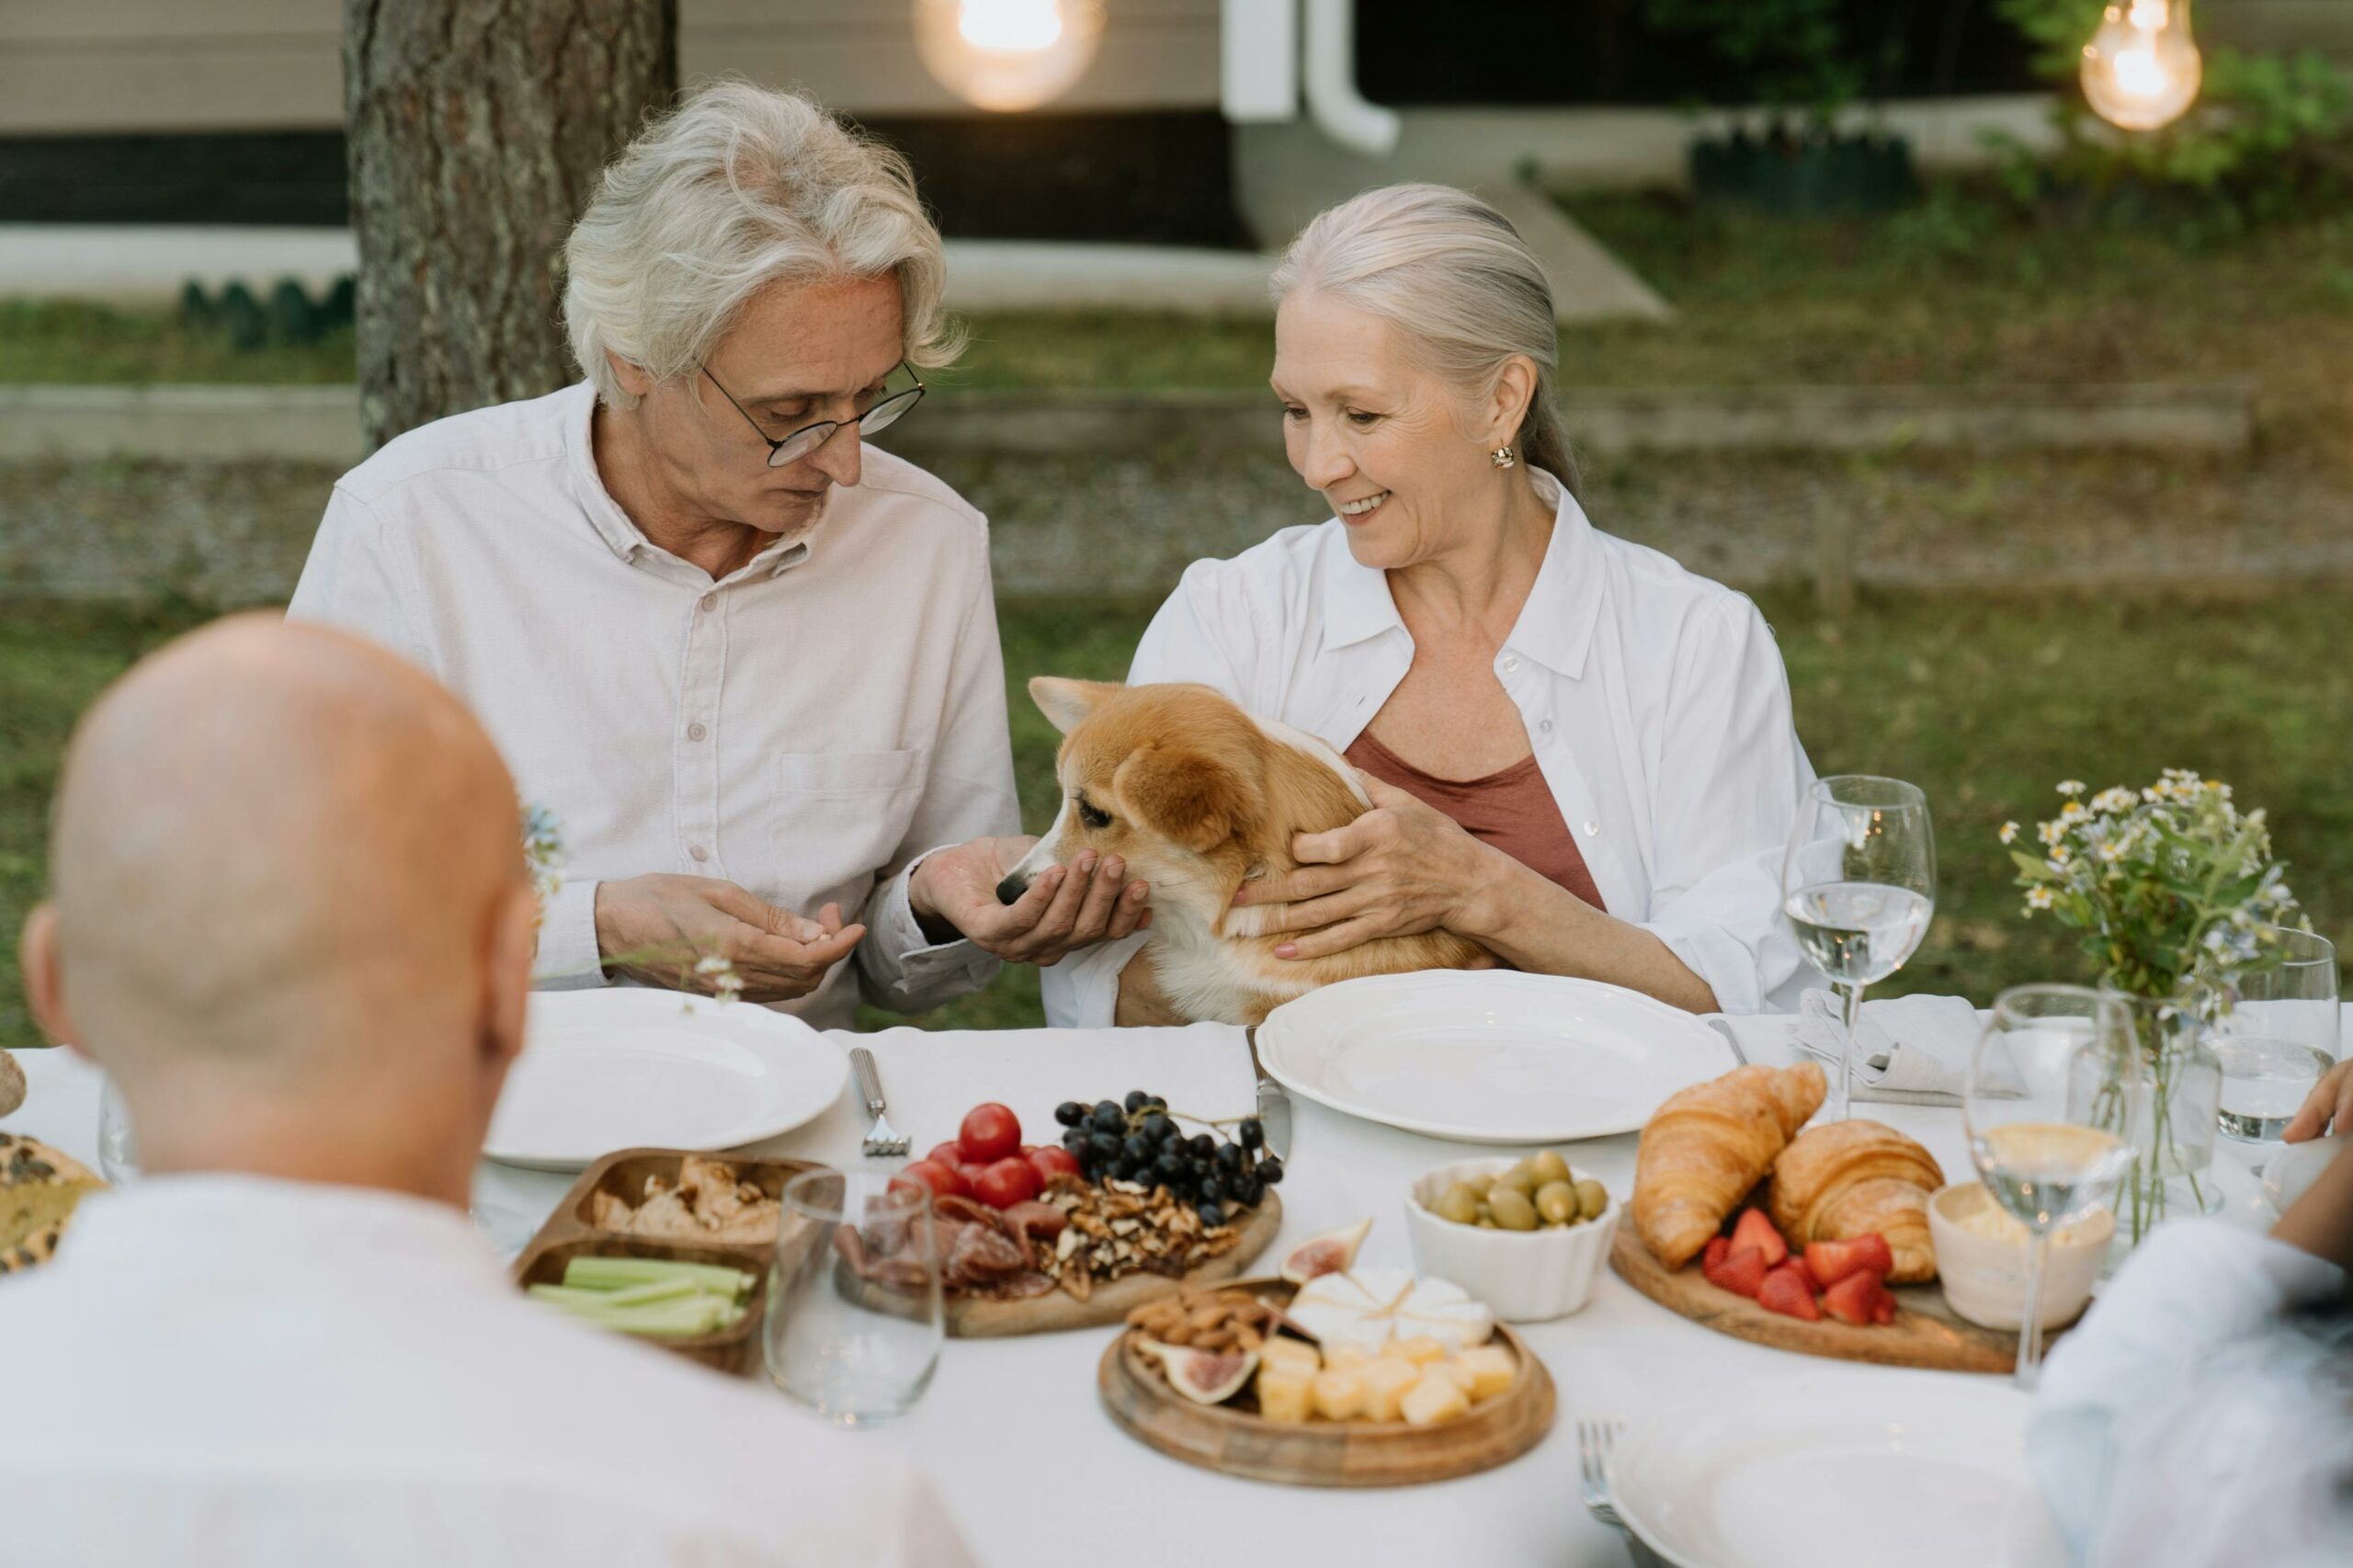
0, 617, 973, 1568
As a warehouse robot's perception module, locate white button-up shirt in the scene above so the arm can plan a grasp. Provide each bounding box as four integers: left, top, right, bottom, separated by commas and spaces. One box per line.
289, 382, 1018, 1029
1043, 471, 1815, 1027
0, 1176, 976, 1567
2029, 1219, 2352, 1567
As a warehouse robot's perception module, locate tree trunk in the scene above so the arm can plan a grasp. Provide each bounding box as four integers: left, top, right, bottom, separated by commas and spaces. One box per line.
342, 0, 676, 449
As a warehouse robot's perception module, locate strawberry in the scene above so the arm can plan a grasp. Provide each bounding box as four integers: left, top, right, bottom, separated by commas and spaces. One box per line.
1821, 1268, 1882, 1325
1756, 1261, 1820, 1321
1729, 1209, 1788, 1267
1703, 1235, 1731, 1271
1703, 1244, 1768, 1299
1804, 1233, 1894, 1288
1872, 1287, 1897, 1325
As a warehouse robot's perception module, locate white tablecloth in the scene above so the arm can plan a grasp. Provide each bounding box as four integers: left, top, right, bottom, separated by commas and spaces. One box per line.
5, 1006, 2309, 1568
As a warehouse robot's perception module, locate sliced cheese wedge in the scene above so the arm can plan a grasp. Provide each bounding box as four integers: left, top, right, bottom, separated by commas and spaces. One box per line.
1287, 1267, 1494, 1352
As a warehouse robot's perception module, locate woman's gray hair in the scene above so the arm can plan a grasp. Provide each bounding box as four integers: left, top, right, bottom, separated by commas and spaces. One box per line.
563, 80, 961, 407
1270, 183, 1577, 493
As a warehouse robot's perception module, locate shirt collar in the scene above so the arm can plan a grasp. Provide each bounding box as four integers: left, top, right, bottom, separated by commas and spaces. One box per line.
63, 1172, 505, 1290
562, 381, 813, 582
1317, 467, 1603, 679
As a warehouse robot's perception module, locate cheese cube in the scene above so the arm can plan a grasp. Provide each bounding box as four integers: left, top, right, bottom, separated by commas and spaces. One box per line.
1256, 1367, 1312, 1424
1258, 1337, 1321, 1380
1418, 1358, 1475, 1394
1400, 1374, 1472, 1426
1323, 1342, 1373, 1370
1392, 1335, 1449, 1365
1358, 1357, 1420, 1422
1457, 1344, 1517, 1403
1311, 1367, 1364, 1421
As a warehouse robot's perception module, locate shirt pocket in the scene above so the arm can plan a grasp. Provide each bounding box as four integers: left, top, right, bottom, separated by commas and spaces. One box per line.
773, 748, 929, 881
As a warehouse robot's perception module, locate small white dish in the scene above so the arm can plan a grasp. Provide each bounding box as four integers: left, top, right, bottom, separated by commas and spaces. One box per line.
1610, 1369, 2067, 1568
2262, 1134, 2346, 1217
1404, 1156, 1616, 1322
1256, 971, 1737, 1144
1927, 1181, 2111, 1334
485, 990, 847, 1170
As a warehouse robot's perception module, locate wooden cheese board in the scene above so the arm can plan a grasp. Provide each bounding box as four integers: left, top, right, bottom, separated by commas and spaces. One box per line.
1097, 1276, 1556, 1488
1608, 1223, 2053, 1376
858, 1189, 1282, 1338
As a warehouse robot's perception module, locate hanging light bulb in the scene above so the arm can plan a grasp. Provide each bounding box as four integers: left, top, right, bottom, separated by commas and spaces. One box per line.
913, 0, 1106, 113
2080, 0, 2203, 131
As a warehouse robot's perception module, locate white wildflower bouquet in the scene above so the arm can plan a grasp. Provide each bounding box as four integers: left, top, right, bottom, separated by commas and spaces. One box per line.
521, 802, 743, 1001
2004, 768, 2300, 1004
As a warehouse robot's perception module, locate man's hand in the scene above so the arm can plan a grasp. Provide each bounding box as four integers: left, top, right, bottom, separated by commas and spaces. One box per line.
2285, 1058, 2353, 1142
594, 873, 864, 1003
910, 835, 1149, 967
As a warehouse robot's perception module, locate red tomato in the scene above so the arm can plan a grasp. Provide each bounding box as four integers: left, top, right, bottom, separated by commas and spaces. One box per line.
898, 1160, 970, 1200
925, 1141, 965, 1170
957, 1103, 1021, 1165
957, 1161, 990, 1191
972, 1155, 1042, 1210
1027, 1145, 1082, 1187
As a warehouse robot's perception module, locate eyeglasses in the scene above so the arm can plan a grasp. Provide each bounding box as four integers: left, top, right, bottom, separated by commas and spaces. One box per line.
700, 360, 926, 468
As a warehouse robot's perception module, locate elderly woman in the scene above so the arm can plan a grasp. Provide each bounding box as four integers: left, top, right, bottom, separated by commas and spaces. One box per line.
292, 83, 1144, 1028
1047, 184, 1814, 1028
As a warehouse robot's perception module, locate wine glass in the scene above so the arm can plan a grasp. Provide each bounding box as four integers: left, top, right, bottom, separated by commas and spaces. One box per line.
1780, 776, 1938, 1121
1965, 985, 2142, 1391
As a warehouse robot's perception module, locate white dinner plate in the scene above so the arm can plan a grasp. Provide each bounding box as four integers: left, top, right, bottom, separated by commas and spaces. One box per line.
1610, 1371, 2068, 1568
2262, 1134, 2344, 1217
484, 990, 848, 1170
1253, 971, 1737, 1143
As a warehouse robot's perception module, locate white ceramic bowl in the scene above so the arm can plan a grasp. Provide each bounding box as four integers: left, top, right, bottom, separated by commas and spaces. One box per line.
1927, 1180, 2113, 1334
1404, 1156, 1618, 1323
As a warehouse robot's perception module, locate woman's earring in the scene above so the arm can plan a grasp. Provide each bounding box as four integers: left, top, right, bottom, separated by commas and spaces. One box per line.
1490, 445, 1517, 470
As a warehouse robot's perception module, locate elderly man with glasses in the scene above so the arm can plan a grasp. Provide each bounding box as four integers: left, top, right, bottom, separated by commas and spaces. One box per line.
290, 82, 1146, 1022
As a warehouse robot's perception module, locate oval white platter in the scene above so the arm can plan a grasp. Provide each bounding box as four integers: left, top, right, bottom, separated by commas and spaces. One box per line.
485, 990, 848, 1171
1254, 971, 1737, 1144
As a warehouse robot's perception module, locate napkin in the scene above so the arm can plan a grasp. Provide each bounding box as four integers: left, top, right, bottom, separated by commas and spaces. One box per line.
756, 1022, 1262, 1169
1787, 990, 2021, 1106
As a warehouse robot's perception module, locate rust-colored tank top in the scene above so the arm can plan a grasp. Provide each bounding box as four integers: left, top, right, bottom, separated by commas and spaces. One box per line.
1343, 730, 1606, 913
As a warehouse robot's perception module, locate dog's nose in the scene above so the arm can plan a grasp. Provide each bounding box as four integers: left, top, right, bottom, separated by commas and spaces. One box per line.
994, 872, 1029, 907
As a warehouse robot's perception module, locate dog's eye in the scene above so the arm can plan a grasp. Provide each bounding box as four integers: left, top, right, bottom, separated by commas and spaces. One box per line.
1077, 800, 1112, 830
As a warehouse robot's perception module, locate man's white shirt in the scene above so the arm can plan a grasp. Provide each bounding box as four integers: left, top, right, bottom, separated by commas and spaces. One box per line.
0, 1176, 976, 1566
290, 381, 1019, 1028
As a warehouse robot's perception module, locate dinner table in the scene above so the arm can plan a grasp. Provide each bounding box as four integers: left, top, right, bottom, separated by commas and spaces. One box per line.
7, 999, 2325, 1568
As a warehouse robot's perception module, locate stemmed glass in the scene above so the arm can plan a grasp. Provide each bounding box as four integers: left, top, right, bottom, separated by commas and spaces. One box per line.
1965, 985, 2141, 1391
1780, 776, 1938, 1121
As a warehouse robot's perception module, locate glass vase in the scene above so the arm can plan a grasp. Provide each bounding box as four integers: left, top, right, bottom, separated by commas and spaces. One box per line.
2101, 987, 2224, 1252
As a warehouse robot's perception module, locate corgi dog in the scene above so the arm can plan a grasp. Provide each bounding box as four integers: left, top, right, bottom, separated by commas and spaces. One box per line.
998, 677, 1489, 1026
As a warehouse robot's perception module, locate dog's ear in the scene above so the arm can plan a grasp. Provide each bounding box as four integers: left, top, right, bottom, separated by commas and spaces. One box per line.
1111, 744, 1264, 854
1029, 676, 1122, 736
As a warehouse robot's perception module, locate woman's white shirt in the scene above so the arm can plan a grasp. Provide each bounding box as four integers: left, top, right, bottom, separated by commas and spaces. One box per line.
1042, 471, 1816, 1027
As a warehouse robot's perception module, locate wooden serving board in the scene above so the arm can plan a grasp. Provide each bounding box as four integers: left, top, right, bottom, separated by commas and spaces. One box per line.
1608, 1224, 2052, 1376
868, 1189, 1282, 1338
1097, 1277, 1555, 1488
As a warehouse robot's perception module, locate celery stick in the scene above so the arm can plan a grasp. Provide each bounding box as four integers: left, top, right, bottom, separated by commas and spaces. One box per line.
562, 1256, 751, 1299
597, 1276, 699, 1308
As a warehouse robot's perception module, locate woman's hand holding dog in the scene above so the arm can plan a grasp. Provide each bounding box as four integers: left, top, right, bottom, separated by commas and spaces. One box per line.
911, 835, 1151, 966
1231, 776, 1504, 960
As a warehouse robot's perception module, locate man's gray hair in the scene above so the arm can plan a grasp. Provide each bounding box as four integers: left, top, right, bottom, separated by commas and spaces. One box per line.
563, 80, 960, 407
1270, 183, 1577, 493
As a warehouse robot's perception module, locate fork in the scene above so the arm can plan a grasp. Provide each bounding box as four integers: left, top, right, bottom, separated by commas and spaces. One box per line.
1576, 1416, 1625, 1530
849, 1047, 908, 1157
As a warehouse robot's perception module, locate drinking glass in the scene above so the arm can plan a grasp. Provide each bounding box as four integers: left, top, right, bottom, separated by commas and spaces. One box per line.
96, 1074, 139, 1184
1780, 776, 1938, 1121
2226, 926, 2340, 1060
2212, 1035, 2332, 1144
764, 1169, 943, 1425
1965, 985, 2141, 1392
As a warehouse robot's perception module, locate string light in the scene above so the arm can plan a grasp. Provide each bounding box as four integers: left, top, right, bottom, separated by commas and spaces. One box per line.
2080, 0, 2203, 131
914, 0, 1105, 112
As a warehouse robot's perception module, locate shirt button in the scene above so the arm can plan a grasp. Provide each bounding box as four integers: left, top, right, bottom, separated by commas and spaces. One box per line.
696, 597, 713, 614
1581, 821, 1599, 837
687, 722, 708, 742
1500, 655, 1521, 673
1540, 719, 1554, 733
688, 844, 709, 862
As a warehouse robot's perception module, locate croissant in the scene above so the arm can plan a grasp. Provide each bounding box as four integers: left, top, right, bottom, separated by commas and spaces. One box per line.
1768, 1120, 1945, 1283
1633, 1062, 1826, 1269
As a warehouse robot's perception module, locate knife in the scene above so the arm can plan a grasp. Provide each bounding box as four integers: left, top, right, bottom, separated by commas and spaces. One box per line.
1244, 1025, 1292, 1163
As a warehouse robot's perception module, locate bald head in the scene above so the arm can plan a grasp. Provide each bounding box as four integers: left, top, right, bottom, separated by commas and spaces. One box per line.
25, 616, 538, 1197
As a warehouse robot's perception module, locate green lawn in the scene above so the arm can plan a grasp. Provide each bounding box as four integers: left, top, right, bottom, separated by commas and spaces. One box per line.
6, 590, 2345, 1049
